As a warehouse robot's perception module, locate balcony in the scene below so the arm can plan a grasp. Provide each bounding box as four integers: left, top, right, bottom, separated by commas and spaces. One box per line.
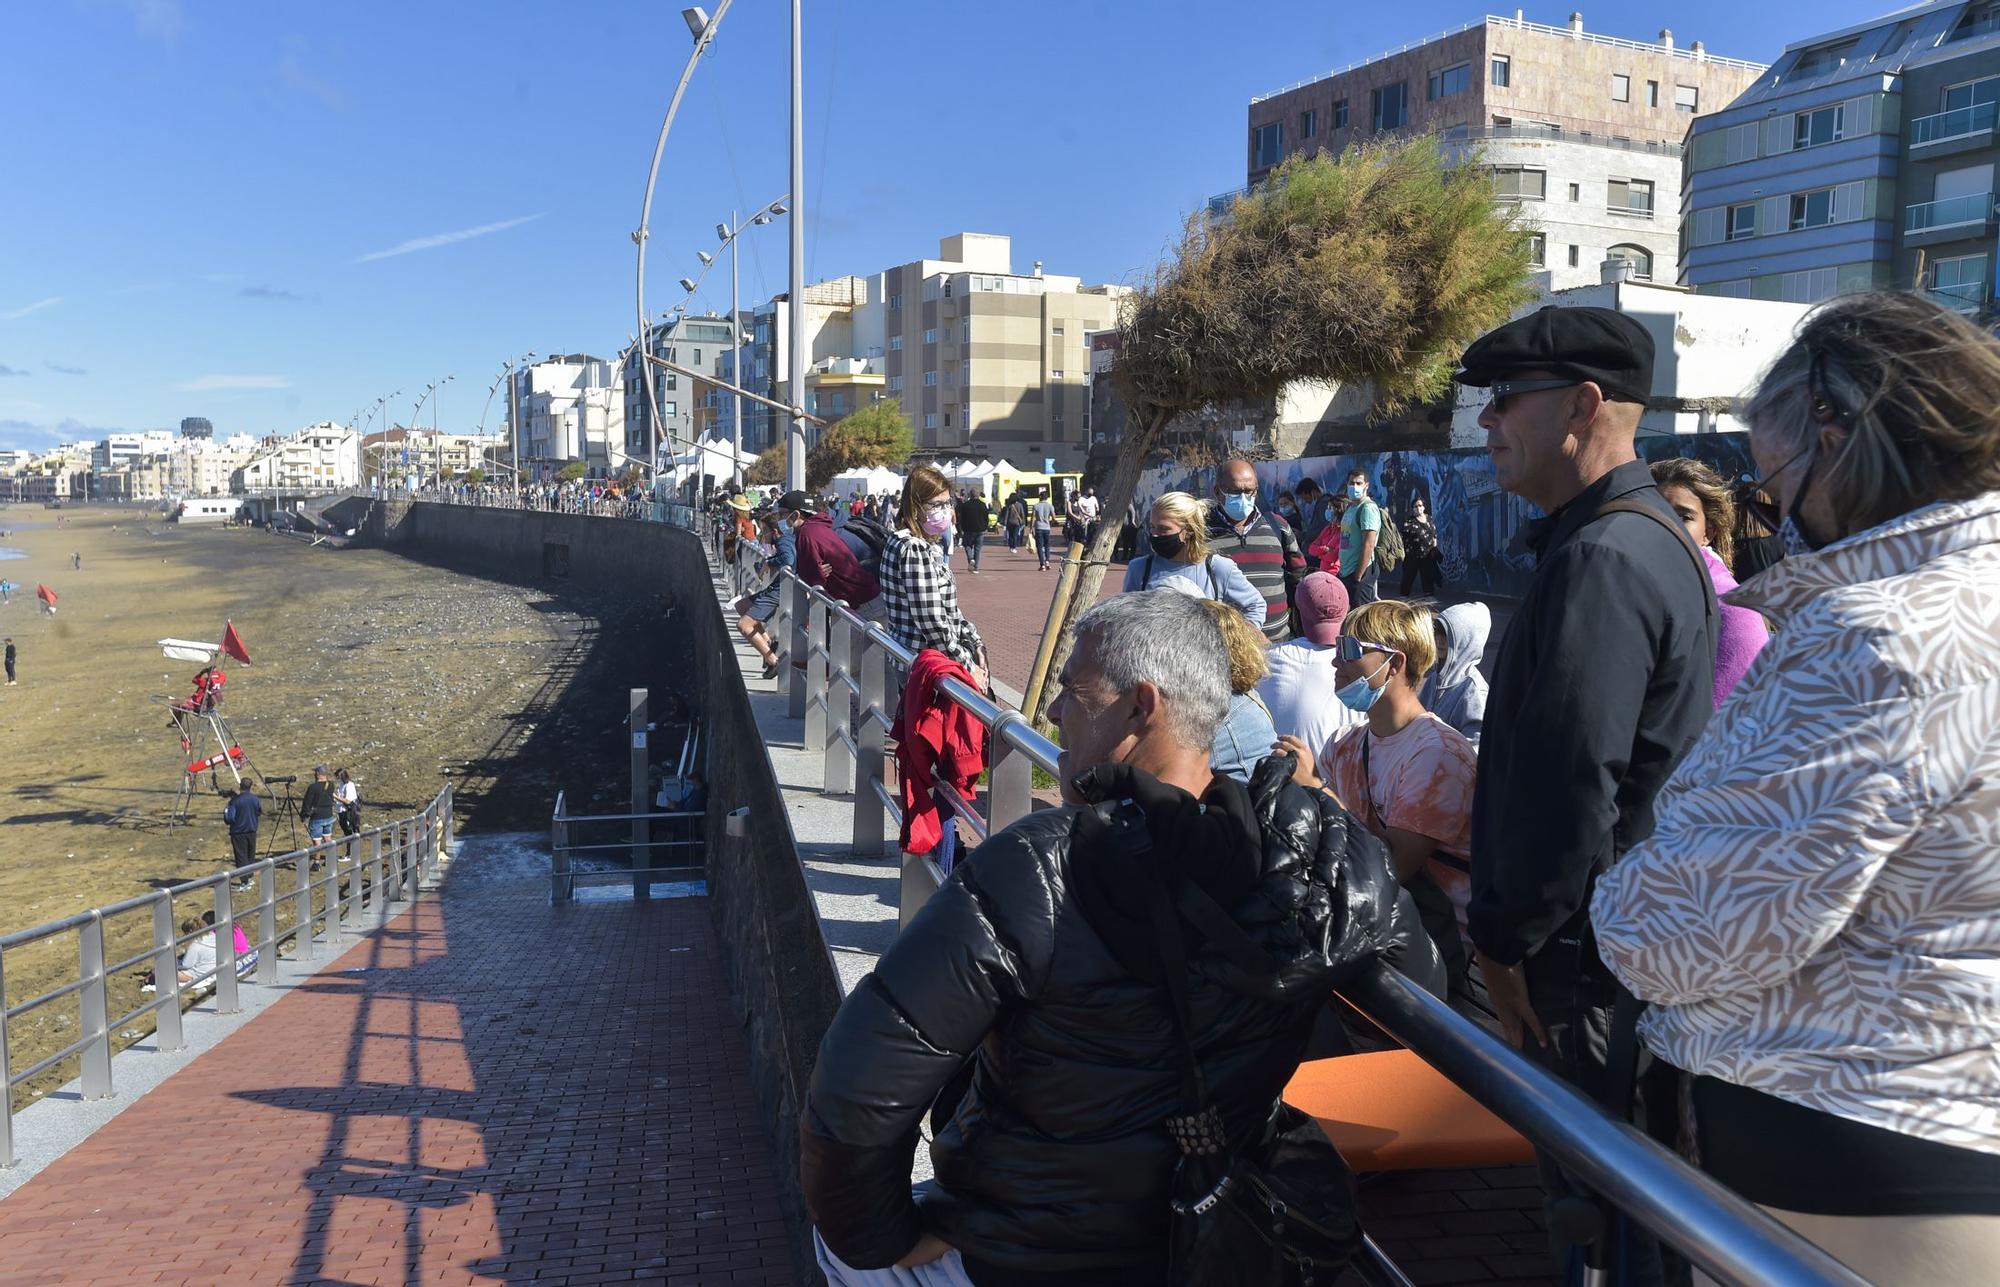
1905, 192, 1997, 246
1924, 280, 1989, 314
1910, 102, 1999, 156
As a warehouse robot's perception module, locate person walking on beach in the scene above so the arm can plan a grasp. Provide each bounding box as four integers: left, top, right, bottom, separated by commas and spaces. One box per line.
299, 766, 339, 853
4, 638, 14, 685
71, 552, 81, 571
224, 780, 262, 866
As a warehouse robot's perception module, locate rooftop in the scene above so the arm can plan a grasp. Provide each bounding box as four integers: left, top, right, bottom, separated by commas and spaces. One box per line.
1251, 11, 1767, 104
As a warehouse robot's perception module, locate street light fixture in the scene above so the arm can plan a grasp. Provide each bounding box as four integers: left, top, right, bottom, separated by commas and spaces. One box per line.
680, 6, 711, 40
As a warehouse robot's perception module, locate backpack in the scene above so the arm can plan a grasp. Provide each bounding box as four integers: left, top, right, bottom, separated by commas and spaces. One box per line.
1369, 503, 1404, 572
841, 513, 893, 579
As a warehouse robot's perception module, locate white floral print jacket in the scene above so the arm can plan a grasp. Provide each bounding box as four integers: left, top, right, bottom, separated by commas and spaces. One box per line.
1592, 491, 2000, 1153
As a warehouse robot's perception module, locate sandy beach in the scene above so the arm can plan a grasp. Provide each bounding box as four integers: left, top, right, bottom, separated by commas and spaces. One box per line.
0, 503, 686, 1107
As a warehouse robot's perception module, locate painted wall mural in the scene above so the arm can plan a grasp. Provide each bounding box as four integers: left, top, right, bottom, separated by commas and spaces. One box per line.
1130, 433, 1760, 598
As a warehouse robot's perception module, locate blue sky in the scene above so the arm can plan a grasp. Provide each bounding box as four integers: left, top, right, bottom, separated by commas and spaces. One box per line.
0, 0, 1891, 450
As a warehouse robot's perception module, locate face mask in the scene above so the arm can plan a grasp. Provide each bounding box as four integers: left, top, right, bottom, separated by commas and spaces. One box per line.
1335, 657, 1391, 713
1148, 532, 1186, 560
1347, 483, 1366, 501
1220, 493, 1253, 522
920, 504, 954, 537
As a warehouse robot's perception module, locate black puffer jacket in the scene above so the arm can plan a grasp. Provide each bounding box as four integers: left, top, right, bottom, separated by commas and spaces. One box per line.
800, 756, 1444, 1276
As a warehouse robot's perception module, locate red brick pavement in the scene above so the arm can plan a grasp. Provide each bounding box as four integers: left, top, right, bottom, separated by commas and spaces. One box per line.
948, 537, 1125, 698
0, 858, 792, 1286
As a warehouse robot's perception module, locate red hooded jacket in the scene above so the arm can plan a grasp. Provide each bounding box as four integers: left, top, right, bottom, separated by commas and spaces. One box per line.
890, 648, 988, 854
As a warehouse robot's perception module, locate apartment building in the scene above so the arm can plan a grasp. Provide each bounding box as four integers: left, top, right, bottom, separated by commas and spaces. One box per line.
745, 277, 877, 457
1683, 1, 2000, 310
512, 355, 625, 478
624, 314, 743, 468
238, 422, 359, 491
1243, 11, 1765, 288
874, 234, 1128, 470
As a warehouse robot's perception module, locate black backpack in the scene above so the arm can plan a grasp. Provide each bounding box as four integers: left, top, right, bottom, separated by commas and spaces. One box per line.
840, 514, 893, 579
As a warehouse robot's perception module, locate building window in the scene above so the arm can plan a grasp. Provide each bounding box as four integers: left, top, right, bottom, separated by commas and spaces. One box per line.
1569, 182, 1581, 202
925, 412, 938, 430
1052, 324, 1065, 337
1492, 166, 1546, 201
663, 402, 678, 418
1608, 245, 1653, 281
1052, 369, 1065, 379
1725, 121, 1761, 164
1429, 63, 1470, 100
889, 335, 903, 351
1792, 37, 1860, 75
1608, 177, 1655, 216
924, 327, 938, 344
1646, 80, 1659, 107
1568, 245, 1580, 267
889, 293, 903, 310
1728, 202, 1758, 240
943, 411, 953, 428
1491, 55, 1510, 87
1790, 187, 1837, 229
1372, 81, 1408, 130
1252, 121, 1284, 168
888, 375, 904, 392
1675, 85, 1699, 114
960, 319, 970, 341
1332, 98, 1349, 128
1781, 267, 1839, 303
924, 371, 938, 386
1794, 104, 1846, 148
1612, 74, 1630, 102
1300, 109, 1318, 139
1528, 232, 1546, 266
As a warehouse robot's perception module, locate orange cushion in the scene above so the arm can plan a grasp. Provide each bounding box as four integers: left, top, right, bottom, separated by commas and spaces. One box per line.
1284, 1050, 1533, 1172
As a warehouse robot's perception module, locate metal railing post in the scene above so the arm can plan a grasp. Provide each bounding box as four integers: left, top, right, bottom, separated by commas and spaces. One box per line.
150, 895, 183, 1053
988, 713, 1034, 835
258, 861, 278, 985
853, 631, 888, 854
339, 835, 360, 935
212, 883, 240, 1013
551, 796, 569, 904
824, 607, 853, 795
0, 947, 12, 1168
786, 574, 807, 718
804, 592, 828, 751
77, 914, 111, 1100
370, 829, 388, 927
293, 854, 315, 959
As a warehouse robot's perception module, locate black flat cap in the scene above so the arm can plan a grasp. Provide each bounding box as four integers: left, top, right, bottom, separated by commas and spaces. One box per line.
775, 489, 817, 513
1454, 305, 1655, 404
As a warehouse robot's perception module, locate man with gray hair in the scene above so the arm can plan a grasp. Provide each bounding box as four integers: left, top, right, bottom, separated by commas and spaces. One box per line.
802, 591, 1441, 1283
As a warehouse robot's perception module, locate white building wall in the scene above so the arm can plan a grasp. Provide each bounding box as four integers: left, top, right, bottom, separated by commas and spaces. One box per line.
1449, 280, 1810, 444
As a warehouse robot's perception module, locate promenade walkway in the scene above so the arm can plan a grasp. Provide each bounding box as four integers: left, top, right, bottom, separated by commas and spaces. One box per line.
0, 838, 792, 1286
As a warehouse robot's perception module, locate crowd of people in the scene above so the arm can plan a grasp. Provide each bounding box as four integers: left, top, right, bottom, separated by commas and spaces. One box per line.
791, 293, 2000, 1287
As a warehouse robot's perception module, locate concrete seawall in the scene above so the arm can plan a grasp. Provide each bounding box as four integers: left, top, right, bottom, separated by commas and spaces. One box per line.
366, 501, 842, 1278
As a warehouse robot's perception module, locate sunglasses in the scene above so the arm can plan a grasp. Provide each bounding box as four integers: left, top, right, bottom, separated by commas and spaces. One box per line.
1335, 637, 1399, 663
1486, 377, 1579, 413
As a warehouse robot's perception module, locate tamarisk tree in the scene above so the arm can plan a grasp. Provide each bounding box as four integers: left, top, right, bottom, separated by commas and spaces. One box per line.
1034, 138, 1535, 721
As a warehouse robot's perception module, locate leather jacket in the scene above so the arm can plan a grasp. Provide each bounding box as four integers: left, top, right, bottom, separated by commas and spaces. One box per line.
800, 755, 1445, 1274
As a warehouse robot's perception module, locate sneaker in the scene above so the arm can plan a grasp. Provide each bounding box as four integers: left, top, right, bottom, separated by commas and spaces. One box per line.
761, 658, 780, 679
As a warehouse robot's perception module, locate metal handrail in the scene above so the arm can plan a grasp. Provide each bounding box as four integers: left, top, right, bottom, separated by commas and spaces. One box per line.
771, 566, 1865, 1286
2, 783, 453, 1167
548, 796, 704, 903
1906, 191, 1997, 232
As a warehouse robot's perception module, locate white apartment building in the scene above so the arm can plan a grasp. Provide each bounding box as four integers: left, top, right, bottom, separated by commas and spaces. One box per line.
238, 422, 359, 491
513, 355, 626, 478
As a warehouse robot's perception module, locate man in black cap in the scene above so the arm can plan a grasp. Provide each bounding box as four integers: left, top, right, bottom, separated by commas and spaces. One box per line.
1456, 306, 1715, 1284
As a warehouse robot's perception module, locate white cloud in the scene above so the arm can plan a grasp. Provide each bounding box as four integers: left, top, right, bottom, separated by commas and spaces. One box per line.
354, 213, 544, 263
178, 374, 292, 392
2, 297, 62, 321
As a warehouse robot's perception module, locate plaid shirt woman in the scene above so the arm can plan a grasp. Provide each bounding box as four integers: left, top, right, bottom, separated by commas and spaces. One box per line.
881, 465, 985, 674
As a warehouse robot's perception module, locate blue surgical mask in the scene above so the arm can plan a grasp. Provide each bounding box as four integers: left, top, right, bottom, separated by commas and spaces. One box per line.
1335, 658, 1391, 713
1221, 493, 1254, 522
1346, 483, 1366, 501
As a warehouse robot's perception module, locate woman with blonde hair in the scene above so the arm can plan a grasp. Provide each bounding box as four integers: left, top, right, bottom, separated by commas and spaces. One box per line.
1649, 455, 1769, 707
1198, 598, 1278, 784
1121, 492, 1266, 627
880, 463, 987, 686
1593, 291, 2000, 1284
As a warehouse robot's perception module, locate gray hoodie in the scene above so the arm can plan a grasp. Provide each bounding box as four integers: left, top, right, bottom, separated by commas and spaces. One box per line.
1423, 602, 1490, 749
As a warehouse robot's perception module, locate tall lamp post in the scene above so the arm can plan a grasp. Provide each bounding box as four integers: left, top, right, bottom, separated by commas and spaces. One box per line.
703, 197, 786, 492
407, 378, 450, 488
478, 352, 536, 482
786, 0, 806, 492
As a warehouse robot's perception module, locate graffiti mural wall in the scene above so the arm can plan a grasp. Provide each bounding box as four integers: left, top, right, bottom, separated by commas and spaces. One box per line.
1133, 433, 1759, 598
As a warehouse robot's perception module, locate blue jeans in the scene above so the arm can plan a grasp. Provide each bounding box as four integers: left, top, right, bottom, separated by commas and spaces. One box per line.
961, 532, 983, 571
1033, 528, 1052, 568
307, 815, 334, 841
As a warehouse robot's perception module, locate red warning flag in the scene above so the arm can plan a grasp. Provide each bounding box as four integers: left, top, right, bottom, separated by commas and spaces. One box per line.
220, 621, 251, 664
34, 583, 56, 605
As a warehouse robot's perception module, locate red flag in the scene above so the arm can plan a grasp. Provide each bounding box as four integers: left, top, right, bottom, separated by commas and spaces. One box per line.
34, 583, 56, 605
220, 621, 251, 664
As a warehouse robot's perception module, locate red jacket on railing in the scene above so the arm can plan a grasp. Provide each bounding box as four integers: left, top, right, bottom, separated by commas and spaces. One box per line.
890, 648, 988, 854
